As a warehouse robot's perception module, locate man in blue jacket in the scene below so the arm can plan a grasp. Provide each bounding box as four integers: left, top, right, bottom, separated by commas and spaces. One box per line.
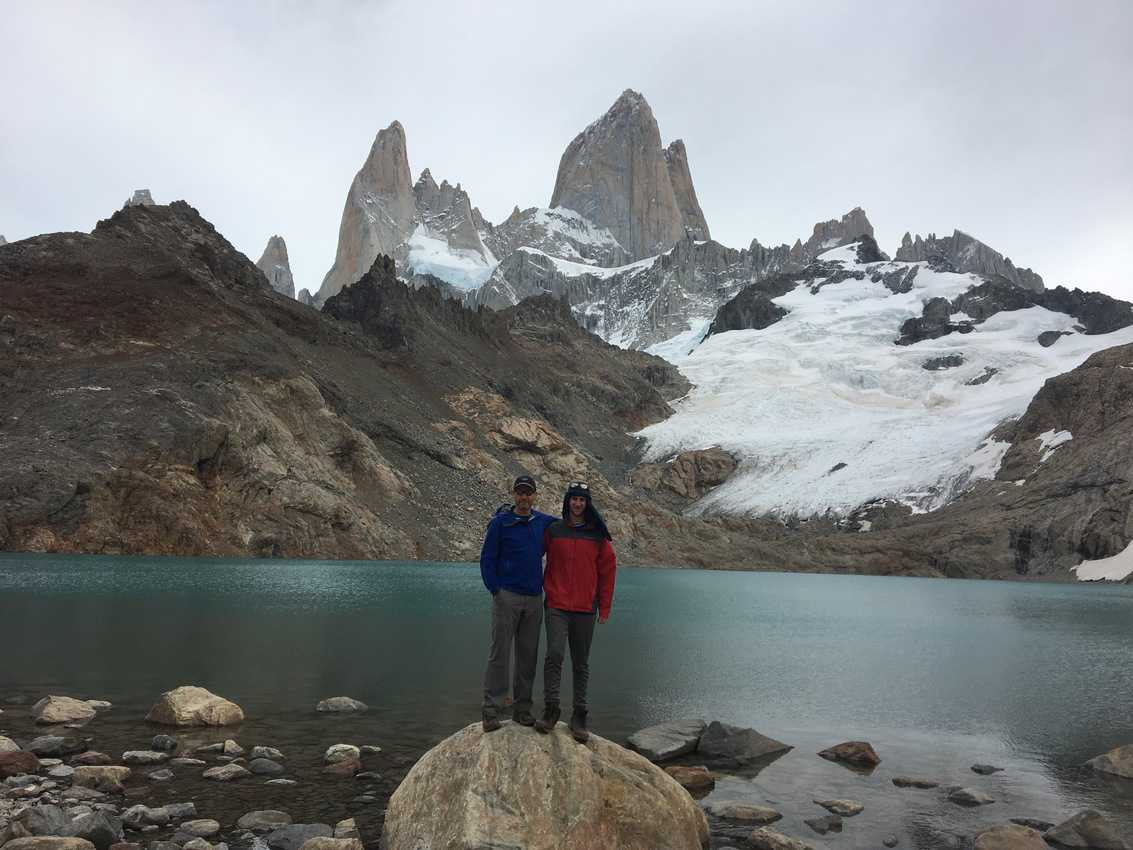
480, 474, 557, 732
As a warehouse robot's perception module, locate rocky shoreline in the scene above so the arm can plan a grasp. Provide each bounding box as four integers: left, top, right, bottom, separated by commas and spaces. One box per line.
2, 688, 1130, 850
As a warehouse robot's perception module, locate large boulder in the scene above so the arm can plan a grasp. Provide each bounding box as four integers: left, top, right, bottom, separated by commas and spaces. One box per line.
381, 721, 709, 850
145, 686, 243, 727
0, 734, 21, 752
627, 719, 705, 762
1085, 744, 1133, 779
697, 721, 791, 763
0, 750, 41, 777
1, 840, 97, 850
817, 740, 880, 766
72, 766, 131, 794
1045, 810, 1128, 849
32, 696, 97, 726
974, 824, 1048, 850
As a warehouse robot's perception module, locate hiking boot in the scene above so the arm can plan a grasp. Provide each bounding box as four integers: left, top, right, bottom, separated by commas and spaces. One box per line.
534, 703, 561, 734
481, 712, 501, 733
569, 709, 589, 743
513, 709, 536, 727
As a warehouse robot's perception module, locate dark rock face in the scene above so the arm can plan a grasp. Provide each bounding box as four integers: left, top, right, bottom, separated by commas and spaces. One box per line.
923, 354, 964, 371
705, 287, 788, 336
1038, 331, 1071, 347
897, 276, 1133, 346
881, 265, 919, 294
854, 234, 887, 264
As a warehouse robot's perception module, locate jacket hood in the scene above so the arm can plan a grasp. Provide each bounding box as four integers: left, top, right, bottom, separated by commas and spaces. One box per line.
560, 491, 613, 540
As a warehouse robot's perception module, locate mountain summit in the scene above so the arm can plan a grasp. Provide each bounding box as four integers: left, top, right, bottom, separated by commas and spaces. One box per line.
550, 89, 710, 259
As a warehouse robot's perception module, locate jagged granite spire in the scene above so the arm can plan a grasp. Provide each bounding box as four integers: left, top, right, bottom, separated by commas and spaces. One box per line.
550, 89, 709, 259
896, 229, 1043, 292
0, 235, 7, 246
256, 235, 296, 299
664, 140, 710, 241
317, 121, 416, 303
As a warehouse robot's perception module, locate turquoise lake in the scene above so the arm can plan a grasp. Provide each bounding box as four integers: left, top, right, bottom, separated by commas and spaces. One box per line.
1, 554, 1131, 847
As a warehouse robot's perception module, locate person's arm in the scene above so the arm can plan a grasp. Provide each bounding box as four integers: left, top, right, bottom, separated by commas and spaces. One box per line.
480, 518, 502, 594
597, 539, 616, 623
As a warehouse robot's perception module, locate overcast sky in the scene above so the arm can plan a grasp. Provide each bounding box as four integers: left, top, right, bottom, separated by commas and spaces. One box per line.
3, 0, 1131, 299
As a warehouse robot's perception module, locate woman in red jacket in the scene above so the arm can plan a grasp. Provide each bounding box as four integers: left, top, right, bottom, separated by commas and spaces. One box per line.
535, 481, 616, 742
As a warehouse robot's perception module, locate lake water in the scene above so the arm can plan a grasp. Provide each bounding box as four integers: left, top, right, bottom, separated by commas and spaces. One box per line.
2, 554, 1131, 848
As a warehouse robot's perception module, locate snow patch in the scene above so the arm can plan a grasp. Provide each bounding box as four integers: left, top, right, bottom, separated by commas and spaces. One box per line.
516, 246, 656, 280
635, 255, 1133, 517
1036, 429, 1072, 462
1073, 540, 1133, 582
645, 319, 712, 364
406, 225, 497, 290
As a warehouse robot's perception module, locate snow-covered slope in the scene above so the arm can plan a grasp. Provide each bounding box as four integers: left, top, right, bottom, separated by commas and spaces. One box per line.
636, 244, 1133, 517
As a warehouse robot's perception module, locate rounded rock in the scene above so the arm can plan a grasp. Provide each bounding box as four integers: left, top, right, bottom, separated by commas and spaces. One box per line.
248, 759, 285, 776
381, 722, 708, 850
314, 698, 367, 713
323, 745, 360, 765
145, 687, 243, 727
974, 824, 1046, 850
180, 820, 220, 839
32, 697, 98, 726
236, 811, 292, 833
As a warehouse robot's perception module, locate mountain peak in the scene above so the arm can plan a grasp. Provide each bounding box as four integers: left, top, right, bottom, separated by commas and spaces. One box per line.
124, 189, 155, 208
895, 228, 1043, 291
256, 235, 295, 299
801, 208, 874, 257
550, 90, 708, 258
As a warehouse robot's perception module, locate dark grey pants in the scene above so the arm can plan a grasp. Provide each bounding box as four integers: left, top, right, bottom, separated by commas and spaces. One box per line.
482, 589, 543, 715
543, 607, 597, 711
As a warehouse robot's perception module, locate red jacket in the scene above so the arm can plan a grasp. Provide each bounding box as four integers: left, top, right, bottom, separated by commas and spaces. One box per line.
543, 520, 616, 619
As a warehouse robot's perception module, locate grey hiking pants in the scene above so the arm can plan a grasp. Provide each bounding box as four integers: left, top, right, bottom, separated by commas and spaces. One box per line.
543, 607, 597, 711
482, 589, 543, 715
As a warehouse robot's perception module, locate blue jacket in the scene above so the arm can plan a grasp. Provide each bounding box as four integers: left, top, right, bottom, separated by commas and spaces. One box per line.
480, 508, 556, 596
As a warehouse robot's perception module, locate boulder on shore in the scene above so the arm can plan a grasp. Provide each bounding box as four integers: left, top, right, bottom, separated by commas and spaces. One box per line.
697, 721, 791, 763
381, 721, 709, 850
1045, 809, 1129, 849
1085, 743, 1133, 779
817, 740, 880, 766
627, 719, 705, 762
32, 696, 97, 726
145, 686, 243, 727
974, 823, 1047, 850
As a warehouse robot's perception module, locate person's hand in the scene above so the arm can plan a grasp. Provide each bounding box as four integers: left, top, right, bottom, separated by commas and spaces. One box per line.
598, 615, 609, 624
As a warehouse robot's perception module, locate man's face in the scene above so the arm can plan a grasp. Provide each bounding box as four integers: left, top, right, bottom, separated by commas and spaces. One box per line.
514, 487, 535, 513
569, 495, 587, 519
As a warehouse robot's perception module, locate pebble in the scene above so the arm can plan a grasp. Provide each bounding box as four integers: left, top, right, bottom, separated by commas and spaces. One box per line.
315, 697, 368, 713
971, 763, 1004, 775
150, 736, 178, 753
265, 779, 298, 786
883, 836, 899, 848
122, 751, 169, 766
813, 798, 863, 817
805, 814, 843, 835
948, 787, 995, 807
47, 766, 75, 779
169, 758, 205, 768
248, 759, 285, 776
891, 776, 939, 789
222, 740, 244, 757
359, 746, 382, 755
146, 769, 174, 782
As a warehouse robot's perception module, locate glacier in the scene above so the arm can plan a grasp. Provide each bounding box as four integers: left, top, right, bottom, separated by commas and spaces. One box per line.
636, 244, 1133, 517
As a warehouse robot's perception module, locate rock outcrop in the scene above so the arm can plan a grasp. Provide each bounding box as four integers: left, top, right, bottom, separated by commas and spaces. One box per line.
256, 235, 296, 299
380, 721, 709, 850
316, 125, 495, 301
317, 121, 416, 303
896, 229, 1044, 292
124, 190, 155, 208
801, 207, 873, 257
0, 235, 7, 246
480, 206, 630, 269
550, 89, 708, 260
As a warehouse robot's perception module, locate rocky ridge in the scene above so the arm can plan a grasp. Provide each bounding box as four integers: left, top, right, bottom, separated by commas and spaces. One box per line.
255, 236, 295, 299
896, 229, 1043, 292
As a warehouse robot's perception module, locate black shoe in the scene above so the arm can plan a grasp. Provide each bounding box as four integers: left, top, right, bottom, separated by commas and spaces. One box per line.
482, 712, 501, 733
513, 709, 536, 727
570, 709, 589, 743
535, 703, 561, 734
